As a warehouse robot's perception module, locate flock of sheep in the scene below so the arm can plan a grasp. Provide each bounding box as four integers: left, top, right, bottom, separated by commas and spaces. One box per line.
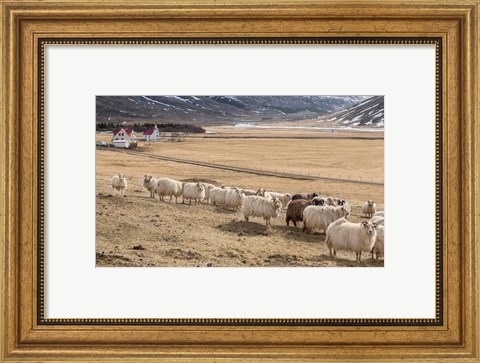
110, 174, 385, 263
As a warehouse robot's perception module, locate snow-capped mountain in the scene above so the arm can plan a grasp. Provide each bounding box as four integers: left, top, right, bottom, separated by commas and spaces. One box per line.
96, 96, 372, 126
315, 96, 384, 128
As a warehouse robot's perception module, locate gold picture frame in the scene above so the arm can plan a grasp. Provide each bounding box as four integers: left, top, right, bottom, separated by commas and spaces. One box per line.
1, 0, 478, 361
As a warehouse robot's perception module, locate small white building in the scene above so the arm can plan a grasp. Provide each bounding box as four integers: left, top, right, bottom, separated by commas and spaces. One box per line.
112, 139, 130, 149
143, 125, 160, 141
112, 127, 136, 143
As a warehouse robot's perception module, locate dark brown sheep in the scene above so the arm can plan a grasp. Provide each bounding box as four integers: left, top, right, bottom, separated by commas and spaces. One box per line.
286, 199, 312, 227
291, 192, 318, 201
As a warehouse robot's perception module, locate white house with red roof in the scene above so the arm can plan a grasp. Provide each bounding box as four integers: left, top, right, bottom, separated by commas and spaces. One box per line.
143, 125, 160, 141
112, 127, 136, 148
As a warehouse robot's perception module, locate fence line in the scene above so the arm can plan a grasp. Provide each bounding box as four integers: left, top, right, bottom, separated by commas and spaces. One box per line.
101, 148, 384, 186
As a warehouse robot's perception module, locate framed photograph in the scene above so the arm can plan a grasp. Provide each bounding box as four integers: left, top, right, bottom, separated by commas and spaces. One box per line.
1, 0, 478, 361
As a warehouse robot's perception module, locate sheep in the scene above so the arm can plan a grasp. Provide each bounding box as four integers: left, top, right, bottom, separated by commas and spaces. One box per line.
369, 215, 384, 226
324, 196, 336, 206
111, 174, 127, 195
286, 199, 311, 226
255, 188, 268, 197
143, 175, 158, 198
268, 192, 292, 208
291, 192, 318, 201
311, 197, 325, 206
319, 196, 346, 206
210, 187, 228, 206
325, 218, 377, 262
374, 210, 384, 217
241, 189, 257, 196
182, 182, 206, 205
372, 225, 384, 260
302, 204, 351, 234
155, 177, 183, 203
201, 183, 215, 204
362, 200, 377, 218
242, 196, 282, 226
224, 188, 245, 210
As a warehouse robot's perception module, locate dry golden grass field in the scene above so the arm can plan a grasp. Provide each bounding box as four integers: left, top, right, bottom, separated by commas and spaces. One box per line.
96, 127, 384, 267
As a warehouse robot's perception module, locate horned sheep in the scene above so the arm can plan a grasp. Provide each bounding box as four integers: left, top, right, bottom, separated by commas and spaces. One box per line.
362, 200, 377, 218
182, 182, 206, 205
155, 177, 183, 203
242, 196, 282, 226
325, 218, 378, 262
111, 174, 127, 195
302, 204, 351, 234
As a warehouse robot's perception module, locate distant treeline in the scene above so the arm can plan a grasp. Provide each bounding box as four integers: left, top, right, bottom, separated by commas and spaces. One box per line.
96, 122, 206, 133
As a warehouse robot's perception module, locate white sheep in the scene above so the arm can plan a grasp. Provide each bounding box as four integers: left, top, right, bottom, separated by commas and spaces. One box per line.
182, 182, 206, 205
324, 196, 336, 206
224, 188, 245, 210
155, 177, 183, 203
143, 175, 158, 198
302, 204, 351, 234
374, 210, 384, 217
372, 225, 384, 260
242, 196, 282, 226
255, 188, 268, 197
369, 215, 384, 226
201, 183, 215, 204
362, 200, 377, 218
210, 187, 228, 206
268, 192, 292, 209
241, 189, 257, 196
325, 218, 378, 262
111, 174, 127, 195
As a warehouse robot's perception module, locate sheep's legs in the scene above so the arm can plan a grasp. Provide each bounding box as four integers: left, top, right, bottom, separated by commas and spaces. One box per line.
244, 215, 249, 222
357, 251, 362, 262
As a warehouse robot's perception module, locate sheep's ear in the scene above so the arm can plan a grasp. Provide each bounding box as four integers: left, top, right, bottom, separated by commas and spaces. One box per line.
144, 175, 147, 178
361, 221, 368, 227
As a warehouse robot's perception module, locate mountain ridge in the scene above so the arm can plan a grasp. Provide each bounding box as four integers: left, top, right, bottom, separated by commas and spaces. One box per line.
96, 96, 373, 126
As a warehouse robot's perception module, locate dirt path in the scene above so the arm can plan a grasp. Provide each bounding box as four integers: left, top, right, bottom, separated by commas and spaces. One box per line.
101, 148, 383, 186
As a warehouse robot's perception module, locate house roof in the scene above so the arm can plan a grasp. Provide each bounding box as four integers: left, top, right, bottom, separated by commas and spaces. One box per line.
143, 128, 155, 135
113, 127, 134, 136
